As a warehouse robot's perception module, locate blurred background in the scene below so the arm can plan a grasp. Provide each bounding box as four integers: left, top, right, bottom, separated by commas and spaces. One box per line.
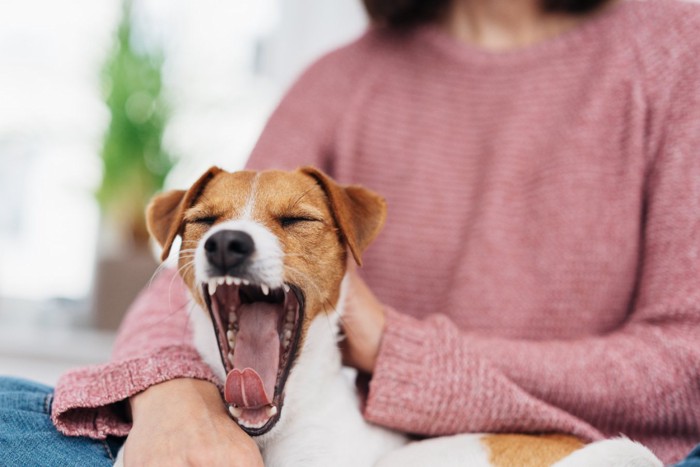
0, 0, 366, 384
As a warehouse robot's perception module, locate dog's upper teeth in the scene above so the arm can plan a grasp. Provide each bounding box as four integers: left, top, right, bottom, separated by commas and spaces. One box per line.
225, 276, 234, 286
229, 405, 242, 418
208, 280, 218, 296
242, 279, 250, 286
217, 277, 225, 286
266, 405, 278, 417
283, 284, 290, 293
233, 277, 242, 285
261, 284, 269, 295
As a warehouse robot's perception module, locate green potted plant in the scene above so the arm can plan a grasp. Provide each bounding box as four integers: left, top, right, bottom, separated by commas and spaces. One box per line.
93, 0, 175, 329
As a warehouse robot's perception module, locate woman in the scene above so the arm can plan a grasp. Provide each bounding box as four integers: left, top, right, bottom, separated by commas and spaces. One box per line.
3, 0, 699, 465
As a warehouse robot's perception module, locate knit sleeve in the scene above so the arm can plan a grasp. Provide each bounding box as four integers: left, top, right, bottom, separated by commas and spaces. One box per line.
51, 270, 220, 438
363, 35, 700, 464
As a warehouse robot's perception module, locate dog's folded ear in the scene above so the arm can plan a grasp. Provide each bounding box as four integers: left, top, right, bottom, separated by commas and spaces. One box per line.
300, 166, 387, 266
146, 166, 223, 261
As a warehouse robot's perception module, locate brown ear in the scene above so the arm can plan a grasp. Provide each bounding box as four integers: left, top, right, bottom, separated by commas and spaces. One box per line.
301, 166, 387, 266
146, 166, 223, 261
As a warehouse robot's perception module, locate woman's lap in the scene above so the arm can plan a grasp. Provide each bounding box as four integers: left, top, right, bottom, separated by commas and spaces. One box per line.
1, 375, 697, 466
0, 376, 121, 467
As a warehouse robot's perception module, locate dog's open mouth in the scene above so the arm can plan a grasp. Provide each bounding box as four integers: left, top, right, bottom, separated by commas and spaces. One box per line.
202, 277, 304, 436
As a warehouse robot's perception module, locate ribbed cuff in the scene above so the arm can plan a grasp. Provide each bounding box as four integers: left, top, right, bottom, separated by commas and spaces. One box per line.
51, 346, 219, 439
363, 307, 436, 433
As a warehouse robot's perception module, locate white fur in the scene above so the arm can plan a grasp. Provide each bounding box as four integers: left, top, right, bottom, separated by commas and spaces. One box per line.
376, 434, 491, 467
552, 438, 663, 467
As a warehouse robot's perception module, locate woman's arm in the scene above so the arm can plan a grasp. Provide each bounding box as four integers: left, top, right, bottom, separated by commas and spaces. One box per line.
348, 56, 700, 463
122, 379, 263, 466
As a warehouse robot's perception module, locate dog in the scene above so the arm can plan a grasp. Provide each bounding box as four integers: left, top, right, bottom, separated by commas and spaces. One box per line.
115, 166, 662, 466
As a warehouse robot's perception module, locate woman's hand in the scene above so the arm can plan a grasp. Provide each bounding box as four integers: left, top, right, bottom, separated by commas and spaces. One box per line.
123, 378, 263, 467
341, 262, 386, 373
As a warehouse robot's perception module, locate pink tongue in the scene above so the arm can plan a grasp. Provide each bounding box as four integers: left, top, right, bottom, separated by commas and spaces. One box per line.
224, 302, 279, 408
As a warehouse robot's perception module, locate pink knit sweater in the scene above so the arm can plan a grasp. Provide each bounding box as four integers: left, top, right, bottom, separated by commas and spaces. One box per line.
53, 1, 700, 462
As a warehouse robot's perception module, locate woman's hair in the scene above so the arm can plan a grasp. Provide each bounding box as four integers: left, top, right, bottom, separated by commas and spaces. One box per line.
362, 0, 611, 27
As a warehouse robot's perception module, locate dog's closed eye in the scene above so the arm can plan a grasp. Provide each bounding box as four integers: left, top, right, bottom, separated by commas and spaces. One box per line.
279, 216, 321, 228
192, 216, 218, 226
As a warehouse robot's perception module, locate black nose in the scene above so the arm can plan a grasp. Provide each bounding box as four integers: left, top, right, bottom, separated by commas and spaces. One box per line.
204, 230, 255, 275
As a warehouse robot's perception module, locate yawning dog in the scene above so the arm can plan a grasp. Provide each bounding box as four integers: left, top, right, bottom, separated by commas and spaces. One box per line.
142, 166, 406, 466
114, 166, 661, 467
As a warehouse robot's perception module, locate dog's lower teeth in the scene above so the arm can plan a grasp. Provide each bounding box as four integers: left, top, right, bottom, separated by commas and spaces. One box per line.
229, 312, 237, 323
267, 405, 278, 417
227, 330, 236, 346
229, 405, 242, 418
228, 352, 235, 365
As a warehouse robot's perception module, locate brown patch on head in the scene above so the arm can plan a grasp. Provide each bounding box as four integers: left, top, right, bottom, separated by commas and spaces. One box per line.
146, 166, 224, 261
300, 166, 387, 266
483, 434, 584, 467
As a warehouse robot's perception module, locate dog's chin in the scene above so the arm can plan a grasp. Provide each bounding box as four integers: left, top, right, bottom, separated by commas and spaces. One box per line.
201, 277, 304, 436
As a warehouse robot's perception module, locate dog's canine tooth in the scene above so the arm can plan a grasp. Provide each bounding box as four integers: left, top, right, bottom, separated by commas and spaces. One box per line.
261, 284, 270, 295
225, 276, 234, 286
208, 279, 218, 296
266, 405, 278, 417
229, 405, 242, 418
283, 284, 290, 293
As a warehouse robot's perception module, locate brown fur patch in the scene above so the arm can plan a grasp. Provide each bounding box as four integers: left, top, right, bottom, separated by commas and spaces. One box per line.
483, 434, 584, 467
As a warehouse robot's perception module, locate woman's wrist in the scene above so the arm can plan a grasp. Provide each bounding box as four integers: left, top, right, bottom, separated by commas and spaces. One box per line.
342, 266, 387, 373
130, 378, 223, 422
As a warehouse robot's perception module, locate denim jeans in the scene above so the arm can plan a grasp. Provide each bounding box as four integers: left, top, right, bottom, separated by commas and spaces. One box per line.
675, 444, 700, 467
0, 376, 123, 466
